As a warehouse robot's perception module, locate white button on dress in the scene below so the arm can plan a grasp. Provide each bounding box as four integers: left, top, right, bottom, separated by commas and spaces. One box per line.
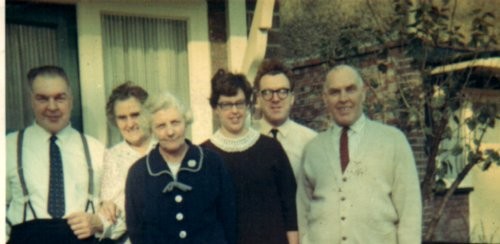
175, 195, 183, 203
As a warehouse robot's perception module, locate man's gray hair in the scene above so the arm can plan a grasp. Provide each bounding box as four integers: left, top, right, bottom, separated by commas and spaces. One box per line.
324, 64, 365, 90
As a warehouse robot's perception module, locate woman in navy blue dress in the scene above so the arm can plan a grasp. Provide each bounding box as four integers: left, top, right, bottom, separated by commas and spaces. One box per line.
125, 91, 236, 244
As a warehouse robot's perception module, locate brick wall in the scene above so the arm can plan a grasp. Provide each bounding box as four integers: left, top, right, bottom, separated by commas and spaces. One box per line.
286, 48, 431, 175
289, 59, 331, 130
426, 190, 471, 242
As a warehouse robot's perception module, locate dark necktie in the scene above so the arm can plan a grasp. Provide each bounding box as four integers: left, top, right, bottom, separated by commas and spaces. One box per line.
270, 128, 279, 139
48, 135, 65, 218
340, 127, 350, 173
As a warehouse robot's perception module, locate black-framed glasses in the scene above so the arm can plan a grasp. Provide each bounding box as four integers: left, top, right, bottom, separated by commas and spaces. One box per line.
217, 101, 248, 111
259, 88, 291, 101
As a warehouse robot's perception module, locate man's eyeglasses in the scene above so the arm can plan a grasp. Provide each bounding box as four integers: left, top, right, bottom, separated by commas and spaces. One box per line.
258, 88, 291, 101
217, 101, 248, 111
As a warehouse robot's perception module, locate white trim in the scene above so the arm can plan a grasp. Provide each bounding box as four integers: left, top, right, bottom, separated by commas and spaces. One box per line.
226, 0, 247, 72
431, 57, 500, 75
241, 0, 275, 82
76, 1, 212, 144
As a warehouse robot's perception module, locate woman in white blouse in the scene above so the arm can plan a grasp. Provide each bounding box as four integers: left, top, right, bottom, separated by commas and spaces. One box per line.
98, 82, 155, 243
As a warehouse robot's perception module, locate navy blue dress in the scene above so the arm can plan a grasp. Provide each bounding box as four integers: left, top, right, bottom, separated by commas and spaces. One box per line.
125, 141, 236, 244
202, 136, 297, 244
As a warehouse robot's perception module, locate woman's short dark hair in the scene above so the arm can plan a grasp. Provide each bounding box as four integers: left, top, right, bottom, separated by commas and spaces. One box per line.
106, 81, 149, 126
209, 69, 253, 109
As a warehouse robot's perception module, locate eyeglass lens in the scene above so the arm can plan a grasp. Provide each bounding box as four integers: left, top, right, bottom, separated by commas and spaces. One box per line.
260, 89, 290, 100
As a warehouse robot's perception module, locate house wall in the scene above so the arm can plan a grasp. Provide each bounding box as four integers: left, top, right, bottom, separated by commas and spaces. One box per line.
206, 0, 249, 132
470, 164, 500, 243
469, 91, 500, 243
207, 0, 228, 76
431, 191, 471, 242
76, 1, 213, 144
245, 0, 282, 61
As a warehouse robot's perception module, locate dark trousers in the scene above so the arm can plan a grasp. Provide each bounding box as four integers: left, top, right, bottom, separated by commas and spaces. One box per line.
100, 233, 128, 244
9, 219, 96, 244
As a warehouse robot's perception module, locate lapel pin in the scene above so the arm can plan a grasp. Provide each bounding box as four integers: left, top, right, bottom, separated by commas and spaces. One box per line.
188, 160, 196, 168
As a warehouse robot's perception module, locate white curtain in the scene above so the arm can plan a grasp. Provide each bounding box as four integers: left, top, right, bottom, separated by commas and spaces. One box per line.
101, 14, 190, 146
6, 24, 58, 133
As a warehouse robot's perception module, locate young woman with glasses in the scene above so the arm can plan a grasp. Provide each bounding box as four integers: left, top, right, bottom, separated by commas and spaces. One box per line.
202, 69, 299, 244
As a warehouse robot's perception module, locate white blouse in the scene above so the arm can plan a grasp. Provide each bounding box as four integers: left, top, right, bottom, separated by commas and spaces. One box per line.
99, 139, 155, 241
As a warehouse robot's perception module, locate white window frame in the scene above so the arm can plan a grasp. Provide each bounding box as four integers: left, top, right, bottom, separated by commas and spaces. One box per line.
76, 1, 212, 144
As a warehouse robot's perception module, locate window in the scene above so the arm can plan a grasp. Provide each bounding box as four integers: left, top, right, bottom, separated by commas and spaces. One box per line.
77, 2, 212, 144
101, 14, 189, 145
5, 4, 82, 133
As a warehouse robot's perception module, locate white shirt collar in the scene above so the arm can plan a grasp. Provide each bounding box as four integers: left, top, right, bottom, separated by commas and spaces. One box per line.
32, 122, 73, 142
258, 118, 292, 138
333, 114, 367, 135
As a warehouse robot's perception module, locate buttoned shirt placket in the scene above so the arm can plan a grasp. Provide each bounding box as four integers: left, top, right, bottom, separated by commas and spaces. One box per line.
334, 115, 366, 243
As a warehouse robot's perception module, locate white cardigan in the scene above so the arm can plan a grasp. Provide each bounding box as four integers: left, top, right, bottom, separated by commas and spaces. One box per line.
297, 118, 422, 244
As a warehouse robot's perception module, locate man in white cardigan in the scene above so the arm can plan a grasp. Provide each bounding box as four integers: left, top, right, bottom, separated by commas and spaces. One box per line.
297, 64, 422, 244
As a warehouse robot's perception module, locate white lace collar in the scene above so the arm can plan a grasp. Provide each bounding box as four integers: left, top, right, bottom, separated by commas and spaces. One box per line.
210, 128, 260, 152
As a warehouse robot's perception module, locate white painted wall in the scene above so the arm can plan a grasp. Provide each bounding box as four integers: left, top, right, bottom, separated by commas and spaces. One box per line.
469, 118, 500, 243
226, 0, 247, 73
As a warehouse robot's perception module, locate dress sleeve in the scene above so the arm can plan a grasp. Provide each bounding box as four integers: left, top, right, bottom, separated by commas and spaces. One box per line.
271, 141, 298, 231
100, 149, 120, 202
98, 148, 128, 240
96, 213, 127, 241
211, 150, 237, 244
125, 162, 145, 243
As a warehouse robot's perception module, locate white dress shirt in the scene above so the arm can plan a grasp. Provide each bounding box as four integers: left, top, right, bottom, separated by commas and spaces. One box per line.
6, 123, 105, 229
255, 118, 317, 179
